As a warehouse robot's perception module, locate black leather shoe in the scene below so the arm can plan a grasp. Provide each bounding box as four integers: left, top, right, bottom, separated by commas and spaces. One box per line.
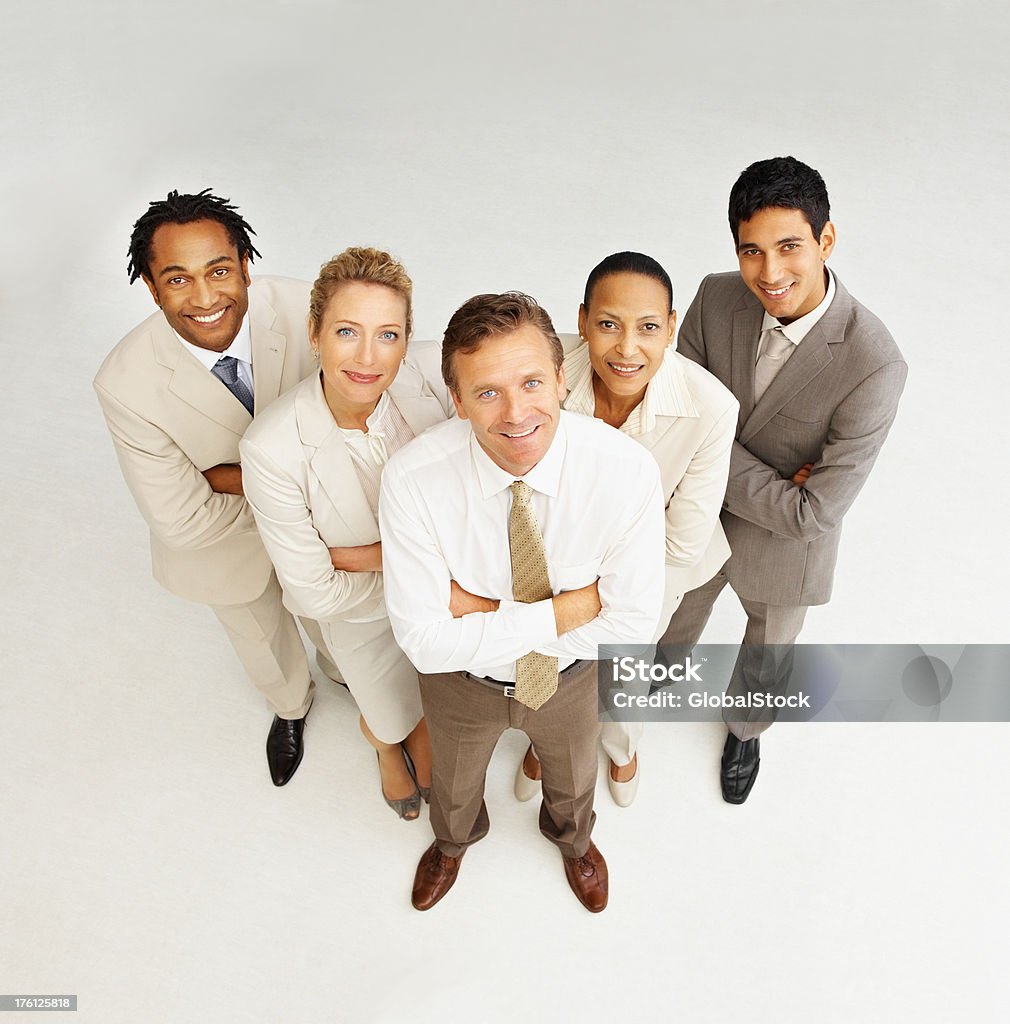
721, 733, 759, 804
267, 710, 309, 786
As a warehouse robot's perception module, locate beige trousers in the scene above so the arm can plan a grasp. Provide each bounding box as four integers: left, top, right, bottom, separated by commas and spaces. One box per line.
210, 570, 338, 720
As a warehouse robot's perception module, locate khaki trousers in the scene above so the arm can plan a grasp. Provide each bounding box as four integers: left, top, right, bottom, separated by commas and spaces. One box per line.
419, 661, 600, 859
211, 570, 339, 719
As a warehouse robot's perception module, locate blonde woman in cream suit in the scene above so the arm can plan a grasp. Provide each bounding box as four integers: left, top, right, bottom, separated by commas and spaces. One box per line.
240, 248, 453, 819
514, 251, 738, 807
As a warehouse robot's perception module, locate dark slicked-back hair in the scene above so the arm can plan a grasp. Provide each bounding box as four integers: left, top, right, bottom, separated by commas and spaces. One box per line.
127, 188, 261, 283
728, 156, 831, 245
583, 251, 675, 312
441, 291, 563, 393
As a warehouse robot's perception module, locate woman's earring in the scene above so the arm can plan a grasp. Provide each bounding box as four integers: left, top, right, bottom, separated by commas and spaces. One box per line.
312, 348, 319, 361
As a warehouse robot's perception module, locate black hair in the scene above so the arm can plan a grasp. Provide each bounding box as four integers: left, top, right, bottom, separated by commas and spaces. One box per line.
126, 188, 261, 283
728, 156, 830, 245
582, 251, 674, 312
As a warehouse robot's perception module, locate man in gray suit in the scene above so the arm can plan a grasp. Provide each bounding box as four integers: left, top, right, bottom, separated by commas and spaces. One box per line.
659, 156, 907, 802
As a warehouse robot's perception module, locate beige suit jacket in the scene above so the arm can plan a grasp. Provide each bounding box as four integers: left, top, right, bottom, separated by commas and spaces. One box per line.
558, 335, 738, 626
238, 358, 454, 648
93, 276, 316, 606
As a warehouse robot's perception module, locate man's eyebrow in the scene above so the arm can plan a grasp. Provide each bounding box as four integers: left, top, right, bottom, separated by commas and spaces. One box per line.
157, 254, 235, 279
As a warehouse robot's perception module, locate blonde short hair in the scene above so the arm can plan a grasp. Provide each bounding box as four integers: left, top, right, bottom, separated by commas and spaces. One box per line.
308, 246, 413, 340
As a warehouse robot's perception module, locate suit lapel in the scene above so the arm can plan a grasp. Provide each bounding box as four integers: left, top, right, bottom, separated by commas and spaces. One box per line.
738, 274, 852, 446
294, 376, 378, 542
387, 361, 450, 436
249, 286, 288, 410
731, 299, 764, 428
153, 319, 251, 435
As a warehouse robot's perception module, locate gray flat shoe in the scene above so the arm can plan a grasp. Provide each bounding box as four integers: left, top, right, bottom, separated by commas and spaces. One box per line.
377, 752, 421, 820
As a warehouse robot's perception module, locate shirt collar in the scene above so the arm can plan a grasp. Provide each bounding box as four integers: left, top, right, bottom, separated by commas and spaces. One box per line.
338, 389, 391, 438
174, 312, 253, 372
470, 411, 568, 499
562, 341, 698, 436
760, 268, 836, 347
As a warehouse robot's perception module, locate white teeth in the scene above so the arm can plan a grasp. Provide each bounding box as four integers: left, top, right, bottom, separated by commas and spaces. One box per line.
609, 362, 643, 372
764, 286, 790, 296
504, 427, 537, 438
192, 308, 227, 323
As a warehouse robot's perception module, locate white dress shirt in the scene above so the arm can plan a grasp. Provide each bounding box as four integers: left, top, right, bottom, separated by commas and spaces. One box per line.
379, 411, 666, 680
175, 314, 255, 394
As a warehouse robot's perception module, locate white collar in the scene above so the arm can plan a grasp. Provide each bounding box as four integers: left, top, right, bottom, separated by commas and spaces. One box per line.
563, 341, 698, 435
760, 268, 836, 346
470, 411, 568, 499
174, 312, 253, 371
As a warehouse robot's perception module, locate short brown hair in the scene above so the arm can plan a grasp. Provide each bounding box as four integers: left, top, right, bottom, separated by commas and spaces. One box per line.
441, 291, 563, 392
308, 246, 413, 340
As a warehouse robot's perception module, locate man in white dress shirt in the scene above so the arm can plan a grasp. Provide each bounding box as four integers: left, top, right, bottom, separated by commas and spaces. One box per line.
380, 292, 665, 912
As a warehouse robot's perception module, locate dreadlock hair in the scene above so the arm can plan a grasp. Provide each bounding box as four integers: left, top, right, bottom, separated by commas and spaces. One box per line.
127, 188, 261, 283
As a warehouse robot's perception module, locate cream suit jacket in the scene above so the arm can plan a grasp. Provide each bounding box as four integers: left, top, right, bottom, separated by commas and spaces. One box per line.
678, 271, 907, 607
93, 276, 315, 606
238, 357, 454, 649
558, 335, 738, 629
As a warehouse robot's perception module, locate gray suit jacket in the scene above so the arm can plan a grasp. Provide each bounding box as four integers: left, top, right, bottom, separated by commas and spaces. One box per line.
678, 271, 907, 607
93, 276, 316, 606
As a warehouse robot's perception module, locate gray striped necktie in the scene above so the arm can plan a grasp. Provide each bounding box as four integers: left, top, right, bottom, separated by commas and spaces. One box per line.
753, 326, 792, 403
211, 355, 254, 415
508, 480, 559, 710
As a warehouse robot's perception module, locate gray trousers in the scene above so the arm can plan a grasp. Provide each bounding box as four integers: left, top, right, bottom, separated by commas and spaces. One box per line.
657, 568, 808, 741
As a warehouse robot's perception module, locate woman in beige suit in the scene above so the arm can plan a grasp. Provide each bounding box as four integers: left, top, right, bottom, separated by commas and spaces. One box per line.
240, 247, 453, 819
514, 251, 739, 807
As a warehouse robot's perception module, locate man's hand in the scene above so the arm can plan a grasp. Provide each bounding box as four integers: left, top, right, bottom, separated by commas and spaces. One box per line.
791, 462, 814, 487
552, 580, 602, 635
329, 542, 383, 573
202, 463, 244, 495
449, 580, 500, 618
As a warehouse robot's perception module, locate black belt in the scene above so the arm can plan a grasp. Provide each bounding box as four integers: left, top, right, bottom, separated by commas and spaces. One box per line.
463, 660, 589, 698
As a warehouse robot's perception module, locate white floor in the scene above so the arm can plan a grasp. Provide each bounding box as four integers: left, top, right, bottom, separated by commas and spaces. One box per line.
3, 2, 1009, 1021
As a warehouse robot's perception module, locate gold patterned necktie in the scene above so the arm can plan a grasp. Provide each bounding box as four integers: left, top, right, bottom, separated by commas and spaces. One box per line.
508, 480, 559, 710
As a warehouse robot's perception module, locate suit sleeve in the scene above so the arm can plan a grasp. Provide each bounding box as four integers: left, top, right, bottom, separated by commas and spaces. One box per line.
379, 463, 559, 674
664, 400, 736, 567
93, 380, 251, 550
724, 359, 908, 540
239, 435, 384, 621
676, 276, 710, 368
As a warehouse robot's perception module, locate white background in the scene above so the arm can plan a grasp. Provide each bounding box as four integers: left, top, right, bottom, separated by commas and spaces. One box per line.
3, 2, 1008, 1022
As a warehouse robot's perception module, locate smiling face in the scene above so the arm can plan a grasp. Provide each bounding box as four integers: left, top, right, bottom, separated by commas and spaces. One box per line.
578, 271, 676, 405
311, 280, 407, 420
450, 324, 566, 478
142, 219, 251, 352
735, 206, 836, 323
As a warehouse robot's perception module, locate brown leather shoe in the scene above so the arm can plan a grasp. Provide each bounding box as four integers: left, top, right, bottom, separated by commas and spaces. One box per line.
411, 841, 465, 911
562, 841, 609, 913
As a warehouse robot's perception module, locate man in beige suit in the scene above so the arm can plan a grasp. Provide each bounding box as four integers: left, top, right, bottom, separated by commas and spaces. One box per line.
94, 189, 334, 785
